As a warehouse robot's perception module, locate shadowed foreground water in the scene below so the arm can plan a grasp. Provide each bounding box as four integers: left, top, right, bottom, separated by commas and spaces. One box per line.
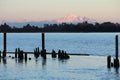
0, 55, 120, 80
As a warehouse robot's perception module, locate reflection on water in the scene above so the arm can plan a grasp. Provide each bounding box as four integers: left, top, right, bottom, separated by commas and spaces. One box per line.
42, 59, 46, 69
108, 67, 119, 75
58, 59, 68, 64
2, 58, 7, 64
0, 55, 120, 80
115, 68, 119, 74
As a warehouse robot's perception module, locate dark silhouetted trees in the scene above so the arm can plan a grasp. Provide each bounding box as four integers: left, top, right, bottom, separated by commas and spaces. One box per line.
0, 22, 120, 32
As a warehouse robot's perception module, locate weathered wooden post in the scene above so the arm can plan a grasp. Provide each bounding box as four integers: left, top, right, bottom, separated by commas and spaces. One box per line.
34, 47, 40, 58
58, 50, 61, 59
42, 32, 45, 50
41, 33, 46, 59
25, 53, 27, 61
107, 56, 111, 68
20, 50, 24, 60
116, 35, 119, 60
18, 48, 20, 59
15, 48, 18, 58
114, 35, 119, 68
3, 32, 7, 58
52, 49, 57, 58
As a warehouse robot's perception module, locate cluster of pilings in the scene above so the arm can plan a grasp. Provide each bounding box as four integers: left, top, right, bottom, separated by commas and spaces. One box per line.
14, 48, 28, 61
33, 33, 47, 59
34, 47, 40, 58
51, 49, 70, 59
107, 35, 120, 68
58, 50, 70, 59
34, 47, 46, 59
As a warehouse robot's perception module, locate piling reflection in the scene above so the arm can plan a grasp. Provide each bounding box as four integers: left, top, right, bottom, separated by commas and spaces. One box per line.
114, 68, 119, 74
2, 58, 7, 64
58, 59, 69, 64
35, 59, 38, 64
42, 59, 46, 69
15, 58, 17, 63
18, 59, 23, 64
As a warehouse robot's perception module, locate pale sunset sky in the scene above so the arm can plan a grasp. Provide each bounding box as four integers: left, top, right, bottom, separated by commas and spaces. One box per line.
0, 0, 120, 23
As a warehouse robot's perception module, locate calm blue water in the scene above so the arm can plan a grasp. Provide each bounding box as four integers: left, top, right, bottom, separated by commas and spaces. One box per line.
0, 33, 120, 80
0, 55, 120, 80
0, 33, 119, 56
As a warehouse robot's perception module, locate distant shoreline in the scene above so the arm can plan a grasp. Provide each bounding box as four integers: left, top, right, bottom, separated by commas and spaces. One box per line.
1, 22, 120, 32
0, 32, 120, 33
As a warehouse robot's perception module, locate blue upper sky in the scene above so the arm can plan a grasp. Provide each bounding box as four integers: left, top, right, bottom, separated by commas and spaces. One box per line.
0, 0, 120, 23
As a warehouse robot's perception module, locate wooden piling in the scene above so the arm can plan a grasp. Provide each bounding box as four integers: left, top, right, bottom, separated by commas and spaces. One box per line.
15, 48, 17, 58
42, 33, 45, 50
52, 49, 56, 58
115, 35, 118, 59
114, 58, 119, 68
107, 56, 111, 68
58, 50, 61, 58
114, 35, 119, 68
18, 48, 20, 59
34, 48, 40, 58
41, 33, 46, 59
41, 49, 46, 59
20, 50, 24, 60
3, 32, 7, 58
25, 53, 27, 61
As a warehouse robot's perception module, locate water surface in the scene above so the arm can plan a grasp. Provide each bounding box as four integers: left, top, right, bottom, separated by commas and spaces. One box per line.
0, 55, 120, 80
0, 33, 119, 56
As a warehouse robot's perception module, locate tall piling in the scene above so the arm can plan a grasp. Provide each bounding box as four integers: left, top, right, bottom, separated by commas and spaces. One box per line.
114, 35, 119, 68
3, 32, 7, 58
41, 33, 46, 59
115, 35, 118, 60
42, 32, 45, 50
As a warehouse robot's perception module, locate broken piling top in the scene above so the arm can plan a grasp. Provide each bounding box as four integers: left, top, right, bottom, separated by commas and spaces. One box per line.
115, 35, 118, 59
42, 32, 45, 50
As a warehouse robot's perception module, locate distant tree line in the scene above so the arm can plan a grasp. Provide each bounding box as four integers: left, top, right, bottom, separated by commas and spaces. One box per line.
0, 22, 120, 32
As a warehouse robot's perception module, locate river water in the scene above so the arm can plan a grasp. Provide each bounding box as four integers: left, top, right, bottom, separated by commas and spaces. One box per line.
0, 33, 119, 56
0, 33, 120, 80
0, 55, 120, 80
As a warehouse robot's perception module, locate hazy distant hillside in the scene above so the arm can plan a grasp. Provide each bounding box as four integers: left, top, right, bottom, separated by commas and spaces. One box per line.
4, 14, 96, 28
6, 21, 45, 28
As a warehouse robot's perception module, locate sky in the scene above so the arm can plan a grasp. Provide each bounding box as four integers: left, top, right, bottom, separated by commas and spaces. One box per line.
0, 0, 120, 23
